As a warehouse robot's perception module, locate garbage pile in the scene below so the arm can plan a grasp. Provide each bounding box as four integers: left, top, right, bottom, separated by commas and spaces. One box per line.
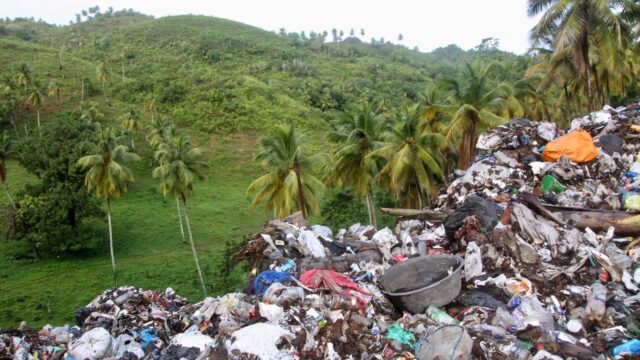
4, 100, 640, 359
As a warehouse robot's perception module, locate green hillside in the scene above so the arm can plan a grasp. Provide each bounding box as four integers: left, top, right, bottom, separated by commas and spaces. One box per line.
1, 12, 510, 132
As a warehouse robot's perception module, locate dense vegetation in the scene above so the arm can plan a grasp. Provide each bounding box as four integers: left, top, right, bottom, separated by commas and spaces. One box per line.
0, 1, 639, 326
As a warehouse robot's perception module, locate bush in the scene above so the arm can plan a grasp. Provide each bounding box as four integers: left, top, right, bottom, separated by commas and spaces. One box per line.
321, 188, 395, 231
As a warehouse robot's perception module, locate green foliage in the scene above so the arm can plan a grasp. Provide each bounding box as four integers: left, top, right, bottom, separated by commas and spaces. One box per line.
321, 188, 393, 231
247, 124, 325, 218
8, 116, 104, 257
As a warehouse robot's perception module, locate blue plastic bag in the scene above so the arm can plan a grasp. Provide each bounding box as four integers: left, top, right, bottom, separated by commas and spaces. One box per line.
613, 339, 640, 356
254, 270, 291, 296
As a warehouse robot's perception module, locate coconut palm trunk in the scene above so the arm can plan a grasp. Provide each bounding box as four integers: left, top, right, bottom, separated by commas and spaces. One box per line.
106, 197, 117, 286
36, 107, 41, 137
176, 197, 186, 243
182, 197, 207, 297
365, 191, 377, 228
293, 164, 307, 219
3, 182, 15, 209
102, 80, 109, 106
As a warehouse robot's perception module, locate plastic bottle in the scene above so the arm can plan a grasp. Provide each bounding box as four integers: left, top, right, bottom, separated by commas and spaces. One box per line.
491, 307, 521, 333
626, 314, 640, 338
612, 339, 640, 356
498, 343, 532, 360
585, 282, 607, 321
426, 305, 459, 325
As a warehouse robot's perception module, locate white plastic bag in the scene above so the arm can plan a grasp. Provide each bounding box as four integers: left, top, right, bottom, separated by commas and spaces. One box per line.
298, 229, 326, 258
170, 326, 214, 351
464, 242, 483, 280
69, 327, 119, 360
228, 323, 295, 359
311, 224, 333, 239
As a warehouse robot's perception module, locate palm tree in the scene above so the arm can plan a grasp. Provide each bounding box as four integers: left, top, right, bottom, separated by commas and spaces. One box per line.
96, 60, 111, 105
144, 96, 157, 122
47, 80, 61, 106
119, 46, 128, 81
152, 135, 209, 297
327, 102, 385, 227
26, 83, 45, 134
120, 107, 142, 150
147, 115, 173, 149
0, 132, 20, 208
77, 128, 139, 285
528, 0, 639, 111
247, 124, 325, 219
76, 101, 104, 124
427, 62, 512, 169
15, 63, 32, 90
370, 104, 445, 208
0, 86, 20, 135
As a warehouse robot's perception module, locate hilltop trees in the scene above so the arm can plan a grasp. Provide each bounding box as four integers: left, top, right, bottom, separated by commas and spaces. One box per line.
77, 127, 139, 285
152, 134, 209, 297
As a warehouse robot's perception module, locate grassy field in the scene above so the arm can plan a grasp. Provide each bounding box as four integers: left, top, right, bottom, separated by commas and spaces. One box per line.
0, 133, 270, 328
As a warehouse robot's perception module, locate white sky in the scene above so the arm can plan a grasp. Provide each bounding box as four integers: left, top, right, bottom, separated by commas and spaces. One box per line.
1, 0, 541, 54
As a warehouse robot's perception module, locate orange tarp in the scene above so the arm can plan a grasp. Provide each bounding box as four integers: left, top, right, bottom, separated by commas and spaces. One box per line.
542, 130, 599, 163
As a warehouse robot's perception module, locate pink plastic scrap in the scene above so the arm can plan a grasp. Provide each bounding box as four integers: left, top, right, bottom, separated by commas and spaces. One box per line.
299, 270, 372, 308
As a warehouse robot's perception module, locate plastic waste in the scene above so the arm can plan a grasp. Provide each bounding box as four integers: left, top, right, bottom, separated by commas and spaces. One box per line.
311, 224, 333, 239
540, 175, 565, 194
298, 229, 327, 258
542, 130, 599, 163
263, 283, 304, 305
254, 270, 292, 296
426, 305, 459, 325
386, 324, 415, 346
499, 343, 532, 360
623, 190, 640, 211
68, 327, 119, 360
492, 307, 522, 333
170, 326, 214, 351
585, 282, 607, 321
612, 339, 640, 357
228, 323, 294, 359
537, 122, 557, 142
139, 329, 155, 350
464, 241, 483, 280
415, 325, 472, 360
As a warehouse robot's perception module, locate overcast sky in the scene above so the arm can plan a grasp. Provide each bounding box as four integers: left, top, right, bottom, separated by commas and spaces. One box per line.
1, 0, 541, 54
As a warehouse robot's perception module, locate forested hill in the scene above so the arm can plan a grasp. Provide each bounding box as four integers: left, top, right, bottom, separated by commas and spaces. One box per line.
0, 10, 524, 133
